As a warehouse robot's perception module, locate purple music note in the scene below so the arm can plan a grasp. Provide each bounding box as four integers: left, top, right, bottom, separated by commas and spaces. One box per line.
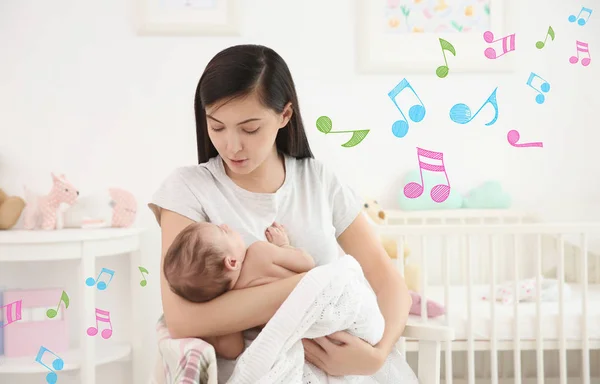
87, 308, 113, 339
507, 130, 543, 148
0, 299, 22, 328
483, 31, 516, 59
404, 147, 451, 203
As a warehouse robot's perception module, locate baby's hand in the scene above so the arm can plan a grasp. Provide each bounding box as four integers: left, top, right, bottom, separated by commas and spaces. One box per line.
265, 222, 289, 247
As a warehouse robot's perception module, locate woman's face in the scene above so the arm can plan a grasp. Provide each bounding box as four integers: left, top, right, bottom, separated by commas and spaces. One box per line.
205, 92, 292, 175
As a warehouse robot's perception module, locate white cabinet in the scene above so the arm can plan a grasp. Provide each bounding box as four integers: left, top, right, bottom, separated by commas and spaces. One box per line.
0, 228, 144, 384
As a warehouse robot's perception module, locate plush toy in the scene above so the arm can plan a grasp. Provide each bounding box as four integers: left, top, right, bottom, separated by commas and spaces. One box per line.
0, 189, 26, 230
409, 291, 445, 318
462, 181, 511, 209
362, 197, 421, 292
22, 173, 79, 230
62, 188, 137, 228
362, 198, 402, 259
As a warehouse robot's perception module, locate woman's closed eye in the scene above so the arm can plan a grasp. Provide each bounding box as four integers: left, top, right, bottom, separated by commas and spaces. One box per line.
243, 127, 260, 134
210, 126, 259, 134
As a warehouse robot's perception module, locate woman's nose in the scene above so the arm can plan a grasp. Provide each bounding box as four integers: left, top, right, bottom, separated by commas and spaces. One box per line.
226, 133, 242, 152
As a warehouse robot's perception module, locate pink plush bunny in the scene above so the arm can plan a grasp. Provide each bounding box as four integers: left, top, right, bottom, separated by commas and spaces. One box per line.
409, 291, 446, 318
22, 173, 79, 230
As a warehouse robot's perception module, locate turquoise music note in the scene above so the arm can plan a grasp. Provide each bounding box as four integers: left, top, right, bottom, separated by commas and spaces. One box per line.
449, 87, 498, 126
388, 78, 426, 138
526, 72, 550, 104
568, 7, 592, 26
85, 267, 115, 291
35, 346, 64, 384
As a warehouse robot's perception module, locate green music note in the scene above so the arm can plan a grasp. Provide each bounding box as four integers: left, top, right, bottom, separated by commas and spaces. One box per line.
436, 38, 456, 78
46, 291, 70, 319
316, 116, 369, 148
535, 26, 555, 49
139, 266, 149, 287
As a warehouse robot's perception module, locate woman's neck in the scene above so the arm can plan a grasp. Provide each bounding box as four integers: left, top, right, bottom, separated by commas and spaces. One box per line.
225, 149, 286, 194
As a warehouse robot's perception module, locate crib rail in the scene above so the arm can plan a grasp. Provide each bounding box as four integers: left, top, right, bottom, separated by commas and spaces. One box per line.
371, 219, 600, 384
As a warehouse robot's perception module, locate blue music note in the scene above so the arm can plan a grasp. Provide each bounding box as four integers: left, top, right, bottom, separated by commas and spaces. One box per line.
35, 346, 64, 384
526, 72, 550, 104
85, 267, 115, 291
387, 78, 426, 138
449, 87, 499, 126
568, 7, 593, 26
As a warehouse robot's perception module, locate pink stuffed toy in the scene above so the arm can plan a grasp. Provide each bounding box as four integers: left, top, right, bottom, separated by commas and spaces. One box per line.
22, 173, 79, 230
409, 291, 446, 318
62, 187, 137, 228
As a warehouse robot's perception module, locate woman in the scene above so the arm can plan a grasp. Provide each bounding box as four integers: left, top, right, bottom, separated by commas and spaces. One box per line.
149, 44, 413, 381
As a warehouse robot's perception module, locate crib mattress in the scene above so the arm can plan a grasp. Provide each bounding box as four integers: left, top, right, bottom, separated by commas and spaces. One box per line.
407, 284, 600, 341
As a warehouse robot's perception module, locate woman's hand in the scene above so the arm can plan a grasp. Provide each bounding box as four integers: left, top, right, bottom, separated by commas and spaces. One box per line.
302, 331, 385, 376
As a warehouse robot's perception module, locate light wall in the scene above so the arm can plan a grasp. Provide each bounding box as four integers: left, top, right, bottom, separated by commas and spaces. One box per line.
1, 0, 599, 383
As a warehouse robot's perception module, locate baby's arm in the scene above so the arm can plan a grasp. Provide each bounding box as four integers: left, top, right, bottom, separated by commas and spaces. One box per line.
265, 222, 315, 273
272, 245, 315, 273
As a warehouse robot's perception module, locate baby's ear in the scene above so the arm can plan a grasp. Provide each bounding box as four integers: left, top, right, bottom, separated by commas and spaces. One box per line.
224, 256, 239, 271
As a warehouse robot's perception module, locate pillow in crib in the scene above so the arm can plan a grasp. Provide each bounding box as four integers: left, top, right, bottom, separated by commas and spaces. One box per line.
397, 169, 463, 210
462, 181, 511, 209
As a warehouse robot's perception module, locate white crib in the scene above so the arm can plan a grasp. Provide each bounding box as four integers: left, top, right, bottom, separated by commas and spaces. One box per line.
372, 209, 600, 384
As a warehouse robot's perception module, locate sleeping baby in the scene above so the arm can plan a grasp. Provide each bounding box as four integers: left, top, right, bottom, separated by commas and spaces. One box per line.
163, 221, 315, 358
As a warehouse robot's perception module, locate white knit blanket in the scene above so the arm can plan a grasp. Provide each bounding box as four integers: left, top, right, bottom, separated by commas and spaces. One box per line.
226, 255, 419, 384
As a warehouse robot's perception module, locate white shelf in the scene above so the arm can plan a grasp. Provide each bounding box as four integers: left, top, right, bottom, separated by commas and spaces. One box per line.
0, 227, 145, 383
0, 228, 144, 262
0, 344, 131, 373
0, 228, 144, 244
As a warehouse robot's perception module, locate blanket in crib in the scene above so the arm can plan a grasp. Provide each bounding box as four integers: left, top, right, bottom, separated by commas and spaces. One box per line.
226, 254, 419, 384
151, 314, 218, 384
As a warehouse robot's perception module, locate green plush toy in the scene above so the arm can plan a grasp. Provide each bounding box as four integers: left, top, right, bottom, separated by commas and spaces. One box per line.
397, 169, 463, 210
462, 181, 511, 209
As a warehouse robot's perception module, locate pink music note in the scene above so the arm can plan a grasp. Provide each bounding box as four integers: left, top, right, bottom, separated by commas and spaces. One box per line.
569, 40, 591, 66
0, 299, 22, 328
507, 130, 543, 148
404, 147, 451, 203
86, 308, 113, 339
483, 31, 516, 59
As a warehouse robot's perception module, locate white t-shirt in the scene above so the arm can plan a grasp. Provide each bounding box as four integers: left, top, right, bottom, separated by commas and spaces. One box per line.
148, 153, 364, 382
149, 153, 363, 266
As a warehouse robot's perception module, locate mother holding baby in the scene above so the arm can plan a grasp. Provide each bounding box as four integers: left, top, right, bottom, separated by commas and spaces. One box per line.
148, 44, 413, 382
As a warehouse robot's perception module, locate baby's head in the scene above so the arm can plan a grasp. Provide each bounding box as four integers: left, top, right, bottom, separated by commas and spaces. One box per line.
163, 221, 246, 303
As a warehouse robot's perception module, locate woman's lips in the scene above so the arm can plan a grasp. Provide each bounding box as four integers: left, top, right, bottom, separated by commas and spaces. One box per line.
230, 159, 248, 166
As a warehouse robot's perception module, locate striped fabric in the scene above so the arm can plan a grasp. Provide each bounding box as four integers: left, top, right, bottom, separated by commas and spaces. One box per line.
150, 315, 218, 384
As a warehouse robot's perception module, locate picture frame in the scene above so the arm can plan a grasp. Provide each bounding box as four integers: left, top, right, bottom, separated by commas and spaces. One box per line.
134, 0, 240, 36
355, 0, 514, 75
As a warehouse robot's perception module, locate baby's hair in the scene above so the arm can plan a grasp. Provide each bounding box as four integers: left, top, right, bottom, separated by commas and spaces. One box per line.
163, 222, 232, 303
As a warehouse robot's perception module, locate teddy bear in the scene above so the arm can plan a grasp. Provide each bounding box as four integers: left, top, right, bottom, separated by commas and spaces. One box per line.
362, 197, 421, 292
0, 188, 26, 230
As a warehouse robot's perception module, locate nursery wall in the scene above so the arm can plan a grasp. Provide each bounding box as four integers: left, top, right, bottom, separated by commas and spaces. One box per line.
1, 0, 599, 383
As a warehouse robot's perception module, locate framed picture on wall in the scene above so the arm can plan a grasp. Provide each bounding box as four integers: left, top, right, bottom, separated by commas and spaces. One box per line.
135, 0, 240, 36
355, 0, 513, 75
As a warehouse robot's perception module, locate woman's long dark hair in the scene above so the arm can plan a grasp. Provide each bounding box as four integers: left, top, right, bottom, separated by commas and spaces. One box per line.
194, 44, 313, 164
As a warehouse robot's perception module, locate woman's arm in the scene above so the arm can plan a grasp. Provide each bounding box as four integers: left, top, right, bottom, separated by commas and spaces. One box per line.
159, 209, 305, 339
204, 333, 245, 360
337, 214, 412, 359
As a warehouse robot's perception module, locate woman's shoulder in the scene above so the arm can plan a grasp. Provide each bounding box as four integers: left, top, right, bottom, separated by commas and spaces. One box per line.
160, 158, 221, 187
288, 155, 326, 177
288, 155, 339, 183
